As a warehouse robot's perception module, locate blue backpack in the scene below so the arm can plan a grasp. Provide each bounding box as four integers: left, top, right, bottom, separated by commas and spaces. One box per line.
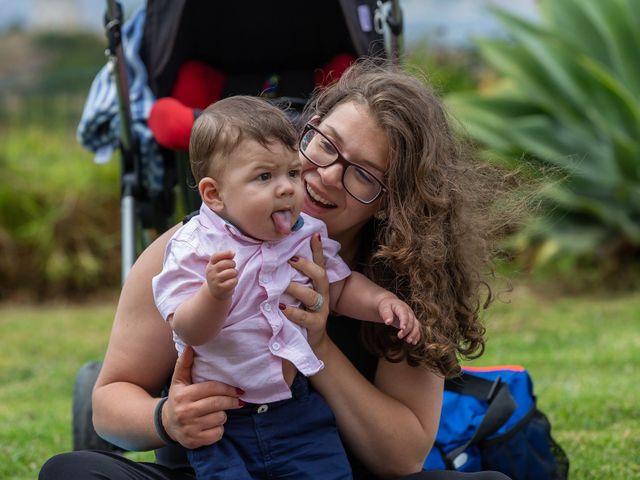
423, 366, 569, 480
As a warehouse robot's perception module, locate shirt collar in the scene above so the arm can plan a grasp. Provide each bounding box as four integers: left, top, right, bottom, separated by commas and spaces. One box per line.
197, 203, 257, 243
197, 203, 304, 242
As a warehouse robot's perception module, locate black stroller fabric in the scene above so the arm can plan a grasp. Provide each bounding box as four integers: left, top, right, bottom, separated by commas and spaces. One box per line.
142, 0, 387, 96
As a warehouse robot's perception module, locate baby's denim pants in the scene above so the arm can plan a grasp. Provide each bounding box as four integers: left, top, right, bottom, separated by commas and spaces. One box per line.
187, 373, 352, 479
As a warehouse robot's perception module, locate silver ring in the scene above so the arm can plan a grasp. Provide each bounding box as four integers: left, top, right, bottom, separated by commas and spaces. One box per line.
307, 293, 324, 312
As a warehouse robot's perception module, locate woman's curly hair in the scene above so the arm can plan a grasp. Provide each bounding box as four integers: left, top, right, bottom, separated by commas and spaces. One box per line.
305, 60, 503, 377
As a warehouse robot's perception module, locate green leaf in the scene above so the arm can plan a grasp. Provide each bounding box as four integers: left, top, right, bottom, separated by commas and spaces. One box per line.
448, 0, 640, 255
576, 0, 640, 91
612, 136, 640, 182
447, 95, 518, 151
542, 184, 640, 243
490, 10, 589, 115
578, 56, 640, 138
543, 0, 610, 66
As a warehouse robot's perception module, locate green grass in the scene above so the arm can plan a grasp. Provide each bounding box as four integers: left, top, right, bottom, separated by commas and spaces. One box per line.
471, 286, 640, 479
1, 287, 639, 479
0, 302, 117, 475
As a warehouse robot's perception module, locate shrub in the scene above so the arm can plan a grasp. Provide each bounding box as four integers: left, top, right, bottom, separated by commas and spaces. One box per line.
446, 0, 640, 270
0, 97, 120, 299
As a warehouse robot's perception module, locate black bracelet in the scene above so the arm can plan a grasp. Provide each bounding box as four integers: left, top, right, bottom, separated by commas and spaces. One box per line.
154, 396, 178, 445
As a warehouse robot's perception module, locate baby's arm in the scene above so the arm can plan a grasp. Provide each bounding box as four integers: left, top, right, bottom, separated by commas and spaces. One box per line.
170, 250, 237, 346
330, 272, 420, 344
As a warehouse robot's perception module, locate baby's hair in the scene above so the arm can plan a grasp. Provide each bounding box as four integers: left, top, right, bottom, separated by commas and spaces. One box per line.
189, 96, 298, 182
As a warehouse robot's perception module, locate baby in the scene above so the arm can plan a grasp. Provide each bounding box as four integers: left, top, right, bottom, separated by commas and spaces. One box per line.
152, 96, 420, 479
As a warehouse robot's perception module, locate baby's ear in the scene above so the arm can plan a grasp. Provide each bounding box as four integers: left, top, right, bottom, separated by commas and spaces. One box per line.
199, 177, 224, 212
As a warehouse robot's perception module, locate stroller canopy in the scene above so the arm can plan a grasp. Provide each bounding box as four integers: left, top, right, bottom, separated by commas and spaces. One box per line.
141, 0, 390, 96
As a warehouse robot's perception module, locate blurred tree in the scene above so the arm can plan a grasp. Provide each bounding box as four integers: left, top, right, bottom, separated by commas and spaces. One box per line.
446, 0, 640, 269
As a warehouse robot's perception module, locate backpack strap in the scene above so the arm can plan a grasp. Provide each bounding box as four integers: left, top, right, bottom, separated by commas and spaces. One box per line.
443, 372, 517, 469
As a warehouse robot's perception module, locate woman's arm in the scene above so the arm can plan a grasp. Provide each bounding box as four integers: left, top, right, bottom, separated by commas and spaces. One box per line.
312, 340, 442, 477
92, 226, 242, 451
283, 235, 443, 478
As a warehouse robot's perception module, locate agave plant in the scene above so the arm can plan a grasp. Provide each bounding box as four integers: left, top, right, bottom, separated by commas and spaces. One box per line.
446, 0, 640, 265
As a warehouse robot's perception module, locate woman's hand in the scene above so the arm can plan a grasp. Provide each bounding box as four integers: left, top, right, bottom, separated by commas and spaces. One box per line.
163, 345, 244, 449
281, 234, 330, 349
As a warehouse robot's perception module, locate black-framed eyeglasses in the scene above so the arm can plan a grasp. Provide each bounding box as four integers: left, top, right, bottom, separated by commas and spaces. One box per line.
299, 123, 387, 204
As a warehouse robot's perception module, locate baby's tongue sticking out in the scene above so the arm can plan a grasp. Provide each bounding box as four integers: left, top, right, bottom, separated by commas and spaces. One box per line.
271, 210, 293, 235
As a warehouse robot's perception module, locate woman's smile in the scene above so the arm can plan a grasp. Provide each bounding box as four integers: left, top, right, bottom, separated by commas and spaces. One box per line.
305, 181, 337, 208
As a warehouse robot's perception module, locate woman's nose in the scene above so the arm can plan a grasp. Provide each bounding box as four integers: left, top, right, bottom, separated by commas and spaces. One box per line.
318, 163, 344, 188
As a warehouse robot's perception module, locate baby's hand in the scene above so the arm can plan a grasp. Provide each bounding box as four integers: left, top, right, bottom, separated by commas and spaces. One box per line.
206, 250, 237, 300
378, 296, 421, 345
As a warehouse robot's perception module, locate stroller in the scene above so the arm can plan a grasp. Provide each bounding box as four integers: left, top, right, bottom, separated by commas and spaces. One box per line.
73, 0, 404, 453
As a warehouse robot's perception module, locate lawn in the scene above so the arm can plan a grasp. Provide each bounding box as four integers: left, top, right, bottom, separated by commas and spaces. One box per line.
1, 286, 639, 479
474, 286, 640, 479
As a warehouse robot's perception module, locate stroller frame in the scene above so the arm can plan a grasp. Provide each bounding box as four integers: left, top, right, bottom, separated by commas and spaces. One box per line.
105, 0, 142, 283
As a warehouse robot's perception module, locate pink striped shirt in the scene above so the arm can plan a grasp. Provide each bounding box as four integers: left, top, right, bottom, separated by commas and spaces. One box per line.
152, 204, 351, 403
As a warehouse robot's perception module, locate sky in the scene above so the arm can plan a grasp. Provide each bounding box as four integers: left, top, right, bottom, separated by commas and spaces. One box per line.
401, 0, 538, 47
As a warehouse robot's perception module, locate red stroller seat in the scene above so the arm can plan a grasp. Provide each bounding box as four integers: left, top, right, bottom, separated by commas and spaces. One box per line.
148, 53, 356, 151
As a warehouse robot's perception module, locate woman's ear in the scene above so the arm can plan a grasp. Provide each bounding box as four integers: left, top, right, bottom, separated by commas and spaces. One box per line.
199, 177, 224, 212
374, 197, 388, 221
374, 208, 387, 221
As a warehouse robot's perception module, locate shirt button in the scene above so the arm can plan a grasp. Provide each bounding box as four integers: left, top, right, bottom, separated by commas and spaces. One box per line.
260, 274, 271, 283
263, 303, 272, 312
272, 342, 280, 351
257, 404, 269, 413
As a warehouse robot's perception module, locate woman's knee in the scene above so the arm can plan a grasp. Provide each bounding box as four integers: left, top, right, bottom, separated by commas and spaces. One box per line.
40, 451, 86, 479
39, 450, 119, 480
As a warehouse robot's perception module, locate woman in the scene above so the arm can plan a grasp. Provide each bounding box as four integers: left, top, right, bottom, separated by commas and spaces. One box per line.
40, 61, 507, 479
